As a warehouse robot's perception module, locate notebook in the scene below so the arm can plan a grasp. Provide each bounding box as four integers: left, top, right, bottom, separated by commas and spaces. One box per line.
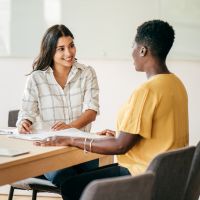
0, 148, 29, 157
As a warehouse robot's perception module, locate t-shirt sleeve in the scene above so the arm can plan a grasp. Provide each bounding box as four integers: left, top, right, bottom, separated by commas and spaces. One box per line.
118, 87, 157, 139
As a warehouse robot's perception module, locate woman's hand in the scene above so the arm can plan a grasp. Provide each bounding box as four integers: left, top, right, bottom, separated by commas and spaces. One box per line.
96, 129, 116, 137
51, 121, 72, 131
34, 136, 72, 146
18, 119, 32, 134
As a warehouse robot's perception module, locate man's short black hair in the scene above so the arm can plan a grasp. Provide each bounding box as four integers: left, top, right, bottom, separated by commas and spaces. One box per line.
135, 19, 175, 60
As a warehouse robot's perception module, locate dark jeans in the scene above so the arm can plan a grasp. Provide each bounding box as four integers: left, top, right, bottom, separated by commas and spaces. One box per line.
61, 164, 131, 200
44, 159, 99, 187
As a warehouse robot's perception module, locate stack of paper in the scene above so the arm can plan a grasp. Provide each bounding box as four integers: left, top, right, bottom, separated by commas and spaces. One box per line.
8, 128, 107, 141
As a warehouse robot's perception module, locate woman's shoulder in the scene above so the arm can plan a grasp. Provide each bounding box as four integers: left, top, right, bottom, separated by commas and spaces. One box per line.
75, 62, 94, 70
135, 80, 151, 92
31, 67, 51, 77
75, 62, 97, 75
27, 68, 51, 83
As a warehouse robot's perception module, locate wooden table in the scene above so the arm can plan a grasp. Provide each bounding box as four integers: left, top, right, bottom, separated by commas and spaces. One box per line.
0, 135, 108, 186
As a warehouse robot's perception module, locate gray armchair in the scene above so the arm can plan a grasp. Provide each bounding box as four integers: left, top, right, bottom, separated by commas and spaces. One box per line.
8, 110, 61, 200
183, 141, 200, 200
80, 172, 155, 200
147, 146, 195, 200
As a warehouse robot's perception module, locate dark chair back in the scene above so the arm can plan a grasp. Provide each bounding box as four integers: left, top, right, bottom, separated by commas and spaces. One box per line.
183, 141, 200, 200
147, 146, 195, 200
8, 110, 19, 127
80, 172, 155, 200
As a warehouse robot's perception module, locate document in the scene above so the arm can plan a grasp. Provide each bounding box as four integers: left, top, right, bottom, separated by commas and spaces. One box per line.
8, 128, 107, 141
0, 129, 17, 135
0, 148, 29, 157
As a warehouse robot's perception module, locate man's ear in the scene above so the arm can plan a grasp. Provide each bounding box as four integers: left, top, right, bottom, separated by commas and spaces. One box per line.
139, 46, 147, 57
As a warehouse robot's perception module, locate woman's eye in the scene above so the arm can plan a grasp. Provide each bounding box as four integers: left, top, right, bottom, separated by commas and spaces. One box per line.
57, 47, 64, 51
70, 43, 75, 48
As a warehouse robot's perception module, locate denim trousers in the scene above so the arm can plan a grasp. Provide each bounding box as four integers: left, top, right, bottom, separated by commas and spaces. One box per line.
60, 163, 131, 200
44, 159, 99, 187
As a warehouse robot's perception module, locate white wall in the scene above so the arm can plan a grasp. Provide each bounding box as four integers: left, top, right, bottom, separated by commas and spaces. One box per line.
0, 58, 199, 145
4, 0, 200, 60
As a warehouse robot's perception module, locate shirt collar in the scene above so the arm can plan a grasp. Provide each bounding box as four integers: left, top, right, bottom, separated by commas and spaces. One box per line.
67, 62, 84, 83
45, 61, 84, 73
45, 61, 84, 83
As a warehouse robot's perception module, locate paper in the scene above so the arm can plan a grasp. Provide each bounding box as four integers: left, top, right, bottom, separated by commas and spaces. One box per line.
8, 128, 107, 141
0, 129, 17, 135
0, 148, 29, 157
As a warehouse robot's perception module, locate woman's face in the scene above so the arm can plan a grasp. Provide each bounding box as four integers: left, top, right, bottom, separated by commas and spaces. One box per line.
53, 36, 76, 69
132, 42, 143, 72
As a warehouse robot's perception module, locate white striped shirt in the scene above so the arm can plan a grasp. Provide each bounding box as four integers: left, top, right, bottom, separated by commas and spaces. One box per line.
17, 62, 99, 132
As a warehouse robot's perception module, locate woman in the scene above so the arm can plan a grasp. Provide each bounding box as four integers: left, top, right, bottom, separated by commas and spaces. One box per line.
17, 24, 100, 187
35, 20, 189, 200
17, 24, 99, 133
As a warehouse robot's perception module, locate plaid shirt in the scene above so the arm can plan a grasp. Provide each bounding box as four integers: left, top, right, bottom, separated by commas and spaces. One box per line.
17, 62, 99, 132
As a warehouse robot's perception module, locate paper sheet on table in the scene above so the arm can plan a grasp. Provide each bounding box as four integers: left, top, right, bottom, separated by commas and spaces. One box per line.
0, 128, 17, 135
0, 148, 29, 157
8, 128, 107, 141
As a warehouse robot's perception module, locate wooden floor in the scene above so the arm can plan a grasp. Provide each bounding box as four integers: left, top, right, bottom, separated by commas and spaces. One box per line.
0, 195, 62, 200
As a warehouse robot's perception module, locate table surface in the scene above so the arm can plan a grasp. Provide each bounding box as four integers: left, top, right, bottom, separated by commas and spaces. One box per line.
0, 135, 105, 186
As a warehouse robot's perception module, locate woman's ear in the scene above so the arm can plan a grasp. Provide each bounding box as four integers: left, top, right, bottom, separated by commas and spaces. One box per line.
139, 46, 147, 57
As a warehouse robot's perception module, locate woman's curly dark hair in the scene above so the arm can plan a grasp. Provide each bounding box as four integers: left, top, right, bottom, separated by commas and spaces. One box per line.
135, 20, 175, 60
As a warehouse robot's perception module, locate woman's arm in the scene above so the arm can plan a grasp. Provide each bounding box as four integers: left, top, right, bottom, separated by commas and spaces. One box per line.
71, 132, 141, 154
51, 66, 99, 131
82, 66, 99, 115
17, 75, 39, 133
34, 131, 142, 155
51, 109, 97, 130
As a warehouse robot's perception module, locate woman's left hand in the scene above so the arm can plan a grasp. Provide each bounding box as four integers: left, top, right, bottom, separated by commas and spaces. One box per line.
34, 136, 72, 146
51, 121, 72, 131
96, 129, 116, 137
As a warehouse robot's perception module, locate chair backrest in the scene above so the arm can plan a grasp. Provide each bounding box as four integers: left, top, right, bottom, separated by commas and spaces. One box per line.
147, 146, 195, 200
8, 110, 19, 127
80, 172, 155, 200
183, 141, 200, 200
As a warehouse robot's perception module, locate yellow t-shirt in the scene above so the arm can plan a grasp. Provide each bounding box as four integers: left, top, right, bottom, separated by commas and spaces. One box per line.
116, 74, 189, 175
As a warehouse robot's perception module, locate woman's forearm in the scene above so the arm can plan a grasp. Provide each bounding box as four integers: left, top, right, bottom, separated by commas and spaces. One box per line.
69, 109, 97, 129
70, 133, 141, 155
71, 137, 125, 155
